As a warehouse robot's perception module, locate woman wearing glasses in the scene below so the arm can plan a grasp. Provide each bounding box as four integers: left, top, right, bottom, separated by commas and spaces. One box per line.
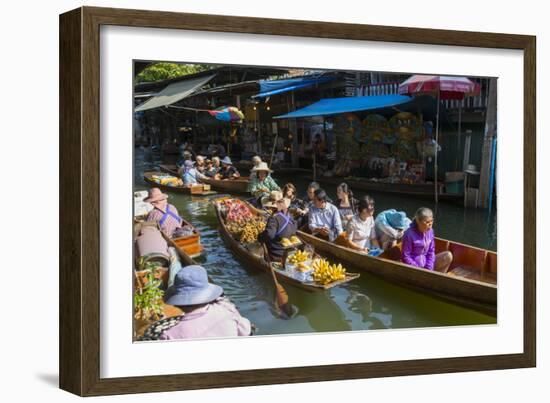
401, 207, 453, 273
345, 196, 380, 253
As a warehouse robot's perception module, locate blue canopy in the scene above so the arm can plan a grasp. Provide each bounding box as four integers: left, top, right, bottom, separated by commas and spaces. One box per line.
253, 76, 335, 98
274, 94, 412, 119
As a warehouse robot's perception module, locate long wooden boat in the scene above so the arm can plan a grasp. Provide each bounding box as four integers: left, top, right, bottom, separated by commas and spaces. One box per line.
143, 171, 217, 196
213, 198, 359, 291
133, 222, 213, 339
297, 230, 497, 314
316, 176, 462, 202
159, 164, 250, 194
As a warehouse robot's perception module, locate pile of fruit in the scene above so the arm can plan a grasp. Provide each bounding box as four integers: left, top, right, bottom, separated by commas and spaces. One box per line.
281, 236, 301, 247
312, 258, 347, 285
222, 198, 254, 222
227, 216, 266, 243
238, 218, 267, 243
151, 174, 183, 187
286, 249, 310, 264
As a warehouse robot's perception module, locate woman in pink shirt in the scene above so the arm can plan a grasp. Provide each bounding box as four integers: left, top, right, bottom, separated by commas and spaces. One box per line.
158, 265, 252, 340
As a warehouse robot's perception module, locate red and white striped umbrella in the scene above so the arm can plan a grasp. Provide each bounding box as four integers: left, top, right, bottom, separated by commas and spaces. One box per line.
398, 75, 481, 100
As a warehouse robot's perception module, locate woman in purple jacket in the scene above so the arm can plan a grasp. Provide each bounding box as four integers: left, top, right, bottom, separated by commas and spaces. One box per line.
401, 207, 453, 273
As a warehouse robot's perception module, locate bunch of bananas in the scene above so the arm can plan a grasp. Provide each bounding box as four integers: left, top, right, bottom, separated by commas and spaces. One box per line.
281, 236, 301, 247
287, 250, 310, 264
227, 219, 246, 235
238, 218, 267, 243
312, 258, 347, 285
281, 238, 293, 247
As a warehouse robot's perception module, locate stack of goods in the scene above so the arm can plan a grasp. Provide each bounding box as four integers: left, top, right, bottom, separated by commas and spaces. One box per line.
285, 250, 314, 282
223, 199, 266, 243
151, 174, 183, 187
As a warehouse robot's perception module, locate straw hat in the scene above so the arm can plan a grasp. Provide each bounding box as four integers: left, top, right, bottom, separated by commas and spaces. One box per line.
164, 265, 223, 306
261, 190, 289, 209
143, 187, 169, 203
251, 162, 273, 173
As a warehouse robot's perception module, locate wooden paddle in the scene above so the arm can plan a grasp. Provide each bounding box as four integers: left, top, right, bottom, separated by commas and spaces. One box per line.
262, 242, 293, 318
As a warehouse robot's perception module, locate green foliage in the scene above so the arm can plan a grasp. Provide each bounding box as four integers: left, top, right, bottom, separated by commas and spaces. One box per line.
134, 257, 165, 321
135, 62, 214, 83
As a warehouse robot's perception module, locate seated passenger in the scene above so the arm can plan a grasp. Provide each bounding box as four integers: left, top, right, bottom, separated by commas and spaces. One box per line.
181, 160, 200, 186
144, 188, 194, 238
308, 189, 343, 242
258, 192, 297, 261
303, 181, 332, 210
159, 265, 252, 339
334, 182, 359, 228
401, 207, 453, 273
220, 156, 240, 179
248, 162, 281, 200
375, 209, 411, 250
205, 156, 221, 178
195, 155, 207, 176
346, 196, 380, 252
282, 183, 307, 215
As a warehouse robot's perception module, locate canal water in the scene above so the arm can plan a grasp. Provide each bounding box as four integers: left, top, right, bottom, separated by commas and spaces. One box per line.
134, 148, 496, 336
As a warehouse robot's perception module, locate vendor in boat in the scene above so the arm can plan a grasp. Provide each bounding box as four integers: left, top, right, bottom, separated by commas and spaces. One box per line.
375, 209, 411, 249
346, 196, 381, 253
258, 192, 298, 261
144, 188, 194, 238
220, 156, 241, 179
249, 162, 281, 200
401, 207, 453, 273
249, 155, 263, 182
335, 183, 359, 228
308, 188, 343, 242
158, 265, 253, 340
205, 156, 221, 178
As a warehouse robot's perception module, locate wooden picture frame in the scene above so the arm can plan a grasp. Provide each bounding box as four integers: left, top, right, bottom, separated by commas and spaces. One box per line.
59, 6, 536, 396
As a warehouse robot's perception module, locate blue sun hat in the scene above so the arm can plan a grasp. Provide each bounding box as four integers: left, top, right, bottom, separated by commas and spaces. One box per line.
221, 156, 233, 165
164, 265, 223, 306
388, 211, 411, 230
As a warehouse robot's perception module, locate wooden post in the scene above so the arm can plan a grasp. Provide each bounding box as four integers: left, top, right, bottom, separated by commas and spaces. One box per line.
456, 103, 462, 171
290, 92, 299, 168
478, 78, 497, 208
434, 91, 440, 204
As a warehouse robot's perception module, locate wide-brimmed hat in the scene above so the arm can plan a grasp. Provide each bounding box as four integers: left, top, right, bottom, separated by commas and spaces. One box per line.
221, 156, 233, 165
184, 160, 195, 168
464, 164, 480, 175
251, 162, 273, 173
388, 211, 411, 229
164, 265, 223, 306
261, 190, 287, 209
143, 187, 169, 203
